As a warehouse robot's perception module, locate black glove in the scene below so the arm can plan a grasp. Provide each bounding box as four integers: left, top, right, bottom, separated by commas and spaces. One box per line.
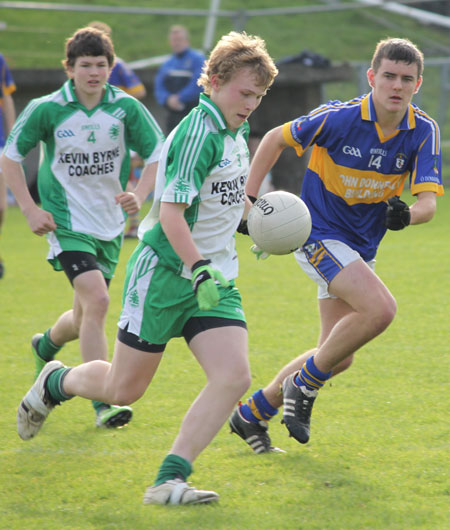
385, 197, 411, 231
237, 219, 249, 235
236, 195, 257, 235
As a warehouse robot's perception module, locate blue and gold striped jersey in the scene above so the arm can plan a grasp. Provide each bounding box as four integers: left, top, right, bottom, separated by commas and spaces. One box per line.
0, 53, 16, 147
283, 92, 443, 261
108, 58, 145, 97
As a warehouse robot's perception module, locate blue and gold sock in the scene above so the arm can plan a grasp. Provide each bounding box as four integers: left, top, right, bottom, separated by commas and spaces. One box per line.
294, 355, 332, 391
154, 454, 193, 486
45, 367, 74, 403
239, 389, 278, 423
37, 329, 63, 362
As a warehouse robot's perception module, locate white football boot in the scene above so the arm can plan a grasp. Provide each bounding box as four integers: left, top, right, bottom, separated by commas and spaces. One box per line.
143, 478, 219, 505
17, 360, 64, 440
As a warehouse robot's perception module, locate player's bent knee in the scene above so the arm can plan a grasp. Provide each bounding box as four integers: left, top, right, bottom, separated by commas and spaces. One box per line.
109, 387, 144, 406
210, 368, 250, 398
238, 375, 252, 395
367, 294, 396, 336
377, 298, 397, 332
106, 373, 148, 405
230, 370, 251, 396
93, 291, 110, 315
371, 312, 394, 337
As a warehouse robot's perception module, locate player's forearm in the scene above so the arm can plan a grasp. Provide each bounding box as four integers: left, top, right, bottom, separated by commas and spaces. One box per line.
246, 126, 286, 197
160, 201, 203, 270
410, 191, 436, 225
0, 155, 37, 215
133, 162, 157, 206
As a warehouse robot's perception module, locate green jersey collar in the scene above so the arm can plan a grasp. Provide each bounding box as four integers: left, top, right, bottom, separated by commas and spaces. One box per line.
61, 79, 115, 105
61, 79, 77, 103
198, 93, 228, 131
199, 93, 249, 137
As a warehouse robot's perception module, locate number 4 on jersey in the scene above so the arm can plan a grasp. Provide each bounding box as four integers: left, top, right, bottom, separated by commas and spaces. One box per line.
88, 131, 96, 144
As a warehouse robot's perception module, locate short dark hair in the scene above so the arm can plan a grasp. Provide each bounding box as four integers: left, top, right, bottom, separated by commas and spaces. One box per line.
371, 37, 424, 77
62, 27, 115, 71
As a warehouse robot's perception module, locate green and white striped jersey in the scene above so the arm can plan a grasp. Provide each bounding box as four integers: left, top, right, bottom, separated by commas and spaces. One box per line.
4, 80, 164, 240
141, 93, 250, 280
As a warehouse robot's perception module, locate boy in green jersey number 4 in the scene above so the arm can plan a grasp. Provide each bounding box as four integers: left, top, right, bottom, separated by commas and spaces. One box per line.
15, 31, 278, 505
1, 27, 164, 427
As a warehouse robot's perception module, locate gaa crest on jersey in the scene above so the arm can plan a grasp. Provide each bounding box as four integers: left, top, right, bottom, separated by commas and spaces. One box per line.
218, 158, 231, 168
394, 153, 407, 170
343, 145, 362, 158
56, 129, 75, 138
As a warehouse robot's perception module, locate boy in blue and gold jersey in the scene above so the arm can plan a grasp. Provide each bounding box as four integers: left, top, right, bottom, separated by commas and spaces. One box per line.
284, 90, 441, 261
229, 37, 444, 452
0, 52, 16, 278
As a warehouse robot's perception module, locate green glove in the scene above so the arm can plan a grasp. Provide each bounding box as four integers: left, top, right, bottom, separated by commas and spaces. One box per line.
250, 244, 270, 260
191, 259, 230, 311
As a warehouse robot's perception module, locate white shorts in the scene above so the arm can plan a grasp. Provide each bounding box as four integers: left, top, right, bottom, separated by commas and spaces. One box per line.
295, 239, 376, 299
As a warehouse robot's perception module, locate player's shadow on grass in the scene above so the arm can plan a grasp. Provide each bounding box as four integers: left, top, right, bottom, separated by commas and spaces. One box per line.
228, 447, 400, 523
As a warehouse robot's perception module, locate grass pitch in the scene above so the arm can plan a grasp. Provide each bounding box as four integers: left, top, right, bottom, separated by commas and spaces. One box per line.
0, 193, 449, 529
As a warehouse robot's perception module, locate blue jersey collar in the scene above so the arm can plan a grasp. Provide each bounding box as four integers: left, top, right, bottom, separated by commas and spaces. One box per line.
361, 92, 416, 130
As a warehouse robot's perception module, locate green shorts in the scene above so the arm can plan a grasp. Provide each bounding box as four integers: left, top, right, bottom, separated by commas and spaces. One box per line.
46, 228, 123, 279
118, 242, 246, 344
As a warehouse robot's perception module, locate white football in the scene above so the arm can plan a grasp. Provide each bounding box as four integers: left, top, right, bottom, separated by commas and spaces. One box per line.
247, 191, 312, 255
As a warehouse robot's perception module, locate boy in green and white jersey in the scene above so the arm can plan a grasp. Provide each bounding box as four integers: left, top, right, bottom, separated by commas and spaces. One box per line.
16, 31, 278, 504
2, 27, 164, 427
137, 91, 251, 281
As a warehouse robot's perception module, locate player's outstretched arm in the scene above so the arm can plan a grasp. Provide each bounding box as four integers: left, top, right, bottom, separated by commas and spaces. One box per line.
246, 126, 287, 198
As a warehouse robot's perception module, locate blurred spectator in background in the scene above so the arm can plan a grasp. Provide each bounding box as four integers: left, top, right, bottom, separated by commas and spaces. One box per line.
89, 21, 147, 238
0, 52, 16, 279
154, 25, 205, 134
